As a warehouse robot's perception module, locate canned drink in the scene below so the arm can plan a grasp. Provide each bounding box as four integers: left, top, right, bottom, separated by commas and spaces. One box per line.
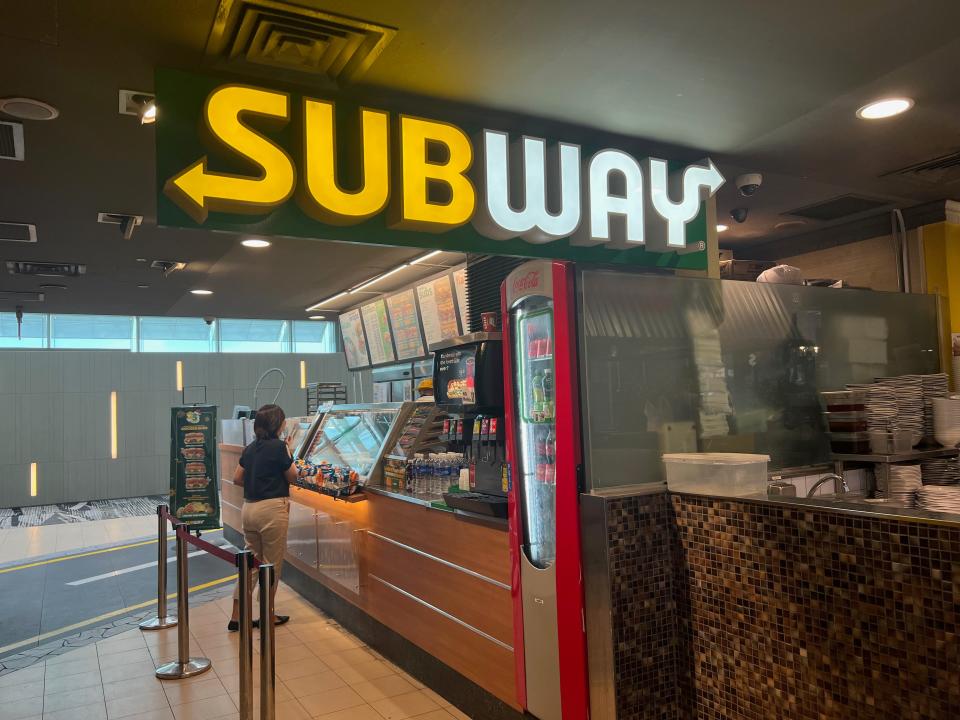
481, 311, 499, 332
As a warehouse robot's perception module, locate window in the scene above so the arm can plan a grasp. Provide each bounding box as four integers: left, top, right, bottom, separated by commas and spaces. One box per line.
139, 317, 214, 352
50, 314, 134, 350
0, 312, 46, 348
219, 319, 289, 353
292, 320, 337, 353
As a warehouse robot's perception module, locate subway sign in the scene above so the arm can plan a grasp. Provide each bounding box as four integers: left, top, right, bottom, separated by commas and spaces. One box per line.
156, 68, 719, 268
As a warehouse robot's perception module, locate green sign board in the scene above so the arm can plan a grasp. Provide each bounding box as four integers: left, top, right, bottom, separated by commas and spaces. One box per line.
169, 404, 220, 531
155, 67, 716, 269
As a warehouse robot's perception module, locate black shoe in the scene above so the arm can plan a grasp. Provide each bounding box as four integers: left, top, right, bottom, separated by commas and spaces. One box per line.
252, 615, 289, 628
227, 620, 239, 632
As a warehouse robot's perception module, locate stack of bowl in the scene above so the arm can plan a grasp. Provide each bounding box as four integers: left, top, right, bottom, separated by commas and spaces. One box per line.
933, 396, 960, 448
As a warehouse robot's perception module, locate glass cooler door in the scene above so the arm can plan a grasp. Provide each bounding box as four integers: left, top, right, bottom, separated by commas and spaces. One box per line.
513, 296, 557, 569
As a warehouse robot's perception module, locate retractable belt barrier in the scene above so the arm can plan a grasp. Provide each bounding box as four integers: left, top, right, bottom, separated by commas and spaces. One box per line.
142, 505, 275, 720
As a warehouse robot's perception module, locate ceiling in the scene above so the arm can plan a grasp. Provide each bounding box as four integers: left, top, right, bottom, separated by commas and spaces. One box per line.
1, 0, 959, 318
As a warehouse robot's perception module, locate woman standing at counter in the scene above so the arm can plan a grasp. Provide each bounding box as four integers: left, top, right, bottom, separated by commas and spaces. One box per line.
226, 404, 298, 631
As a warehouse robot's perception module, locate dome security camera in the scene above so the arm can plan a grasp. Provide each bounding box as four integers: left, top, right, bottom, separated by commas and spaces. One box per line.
203, 316, 215, 326
730, 207, 749, 224
735, 173, 763, 197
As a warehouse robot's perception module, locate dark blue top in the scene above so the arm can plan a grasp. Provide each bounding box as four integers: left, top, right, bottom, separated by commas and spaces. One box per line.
239, 438, 292, 502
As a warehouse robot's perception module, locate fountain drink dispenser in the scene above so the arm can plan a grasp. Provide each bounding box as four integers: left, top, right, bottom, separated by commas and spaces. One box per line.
432, 334, 508, 505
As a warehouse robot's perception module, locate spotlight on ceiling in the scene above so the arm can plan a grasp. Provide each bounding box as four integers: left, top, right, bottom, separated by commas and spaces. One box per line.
118, 90, 156, 125
308, 315, 326, 320
856, 97, 913, 120
716, 224, 728, 233
190, 289, 213, 296
241, 238, 271, 248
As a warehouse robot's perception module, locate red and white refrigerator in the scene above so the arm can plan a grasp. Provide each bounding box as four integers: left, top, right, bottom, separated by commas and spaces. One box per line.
501, 260, 589, 720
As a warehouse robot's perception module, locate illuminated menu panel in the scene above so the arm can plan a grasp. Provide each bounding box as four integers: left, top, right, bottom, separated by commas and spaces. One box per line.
417, 276, 460, 347
361, 299, 396, 365
339, 309, 370, 369
386, 289, 425, 360
453, 268, 469, 332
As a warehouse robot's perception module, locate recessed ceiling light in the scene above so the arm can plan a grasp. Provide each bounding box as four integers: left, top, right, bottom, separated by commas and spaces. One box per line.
190, 289, 213, 295
716, 224, 728, 233
137, 284, 150, 289
856, 97, 913, 120
38, 283, 66, 290
308, 315, 326, 320
241, 238, 271, 248
0, 97, 59, 121
774, 220, 808, 230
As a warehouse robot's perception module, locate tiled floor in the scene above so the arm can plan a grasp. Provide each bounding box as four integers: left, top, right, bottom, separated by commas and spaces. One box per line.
0, 583, 471, 720
0, 515, 157, 566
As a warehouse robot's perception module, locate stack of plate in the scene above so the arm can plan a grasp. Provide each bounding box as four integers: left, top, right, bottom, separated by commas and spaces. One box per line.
933, 396, 960, 448
921, 374, 950, 441
876, 376, 923, 444
919, 457, 960, 485
880, 464, 922, 507
915, 485, 960, 514
858, 383, 898, 432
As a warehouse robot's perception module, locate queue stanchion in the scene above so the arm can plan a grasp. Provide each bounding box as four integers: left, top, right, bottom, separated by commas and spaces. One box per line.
237, 550, 255, 720
140, 505, 177, 630
258, 563, 276, 720
155, 526, 212, 679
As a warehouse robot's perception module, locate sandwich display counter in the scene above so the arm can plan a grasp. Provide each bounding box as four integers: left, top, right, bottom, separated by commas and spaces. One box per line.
219, 402, 520, 715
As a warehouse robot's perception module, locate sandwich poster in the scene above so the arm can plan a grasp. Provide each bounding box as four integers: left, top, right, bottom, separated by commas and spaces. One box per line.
170, 404, 220, 531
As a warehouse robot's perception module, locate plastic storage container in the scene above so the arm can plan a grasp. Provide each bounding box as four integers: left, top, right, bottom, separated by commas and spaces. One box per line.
820, 389, 867, 413
828, 431, 871, 454
662, 453, 770, 497
823, 411, 869, 432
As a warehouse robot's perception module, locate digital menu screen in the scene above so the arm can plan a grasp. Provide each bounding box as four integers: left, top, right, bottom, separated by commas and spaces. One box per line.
386, 289, 425, 360
435, 345, 477, 406
361, 300, 396, 365
417, 275, 460, 347
339, 309, 370, 369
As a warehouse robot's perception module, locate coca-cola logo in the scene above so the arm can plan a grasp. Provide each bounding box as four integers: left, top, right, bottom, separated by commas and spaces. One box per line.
513, 270, 540, 293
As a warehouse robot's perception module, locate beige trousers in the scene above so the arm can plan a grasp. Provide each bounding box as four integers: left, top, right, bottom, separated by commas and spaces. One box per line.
232, 497, 290, 600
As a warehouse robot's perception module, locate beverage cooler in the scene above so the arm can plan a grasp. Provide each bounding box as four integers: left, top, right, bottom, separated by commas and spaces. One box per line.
501, 261, 588, 720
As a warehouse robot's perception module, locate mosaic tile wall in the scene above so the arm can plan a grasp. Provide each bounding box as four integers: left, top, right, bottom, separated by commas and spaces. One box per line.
604, 493, 960, 720
606, 493, 681, 720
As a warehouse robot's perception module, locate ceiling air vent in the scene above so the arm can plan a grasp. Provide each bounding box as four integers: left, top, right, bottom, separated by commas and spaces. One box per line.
6, 261, 86, 277
0, 222, 37, 243
881, 150, 960, 186
0, 290, 44, 302
205, 0, 397, 86
0, 121, 25, 161
783, 195, 891, 222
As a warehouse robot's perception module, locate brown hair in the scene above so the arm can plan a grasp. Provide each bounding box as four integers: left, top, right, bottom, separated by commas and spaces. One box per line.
253, 404, 285, 441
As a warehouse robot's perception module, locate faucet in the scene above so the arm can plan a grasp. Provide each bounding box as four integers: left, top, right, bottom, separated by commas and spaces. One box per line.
807, 473, 849, 498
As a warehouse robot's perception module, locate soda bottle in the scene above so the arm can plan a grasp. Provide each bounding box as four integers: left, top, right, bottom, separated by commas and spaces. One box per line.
531, 369, 544, 419
542, 368, 554, 420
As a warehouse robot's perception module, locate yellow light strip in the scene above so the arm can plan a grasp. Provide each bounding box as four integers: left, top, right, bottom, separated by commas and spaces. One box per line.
305, 291, 349, 312
29, 462, 37, 497
176, 360, 184, 392
300, 360, 307, 389
110, 391, 118, 459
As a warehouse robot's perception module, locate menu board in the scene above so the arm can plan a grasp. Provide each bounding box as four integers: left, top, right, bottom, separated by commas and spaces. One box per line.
417, 275, 461, 347
169, 405, 220, 531
453, 268, 469, 333
386, 289, 425, 360
361, 300, 396, 365
339, 308, 370, 369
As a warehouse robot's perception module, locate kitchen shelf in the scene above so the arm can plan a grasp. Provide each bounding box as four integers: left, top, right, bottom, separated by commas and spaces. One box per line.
831, 447, 959, 463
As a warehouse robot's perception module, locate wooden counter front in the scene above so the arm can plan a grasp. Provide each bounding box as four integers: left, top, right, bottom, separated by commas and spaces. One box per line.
218, 444, 518, 711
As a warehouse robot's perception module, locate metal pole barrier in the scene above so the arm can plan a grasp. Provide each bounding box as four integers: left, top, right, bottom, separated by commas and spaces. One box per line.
156, 529, 212, 679
258, 564, 276, 720
140, 505, 177, 630
237, 551, 254, 720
